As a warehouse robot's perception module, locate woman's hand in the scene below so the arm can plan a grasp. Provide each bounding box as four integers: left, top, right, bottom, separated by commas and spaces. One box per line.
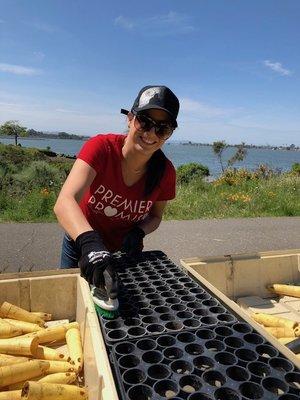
121, 226, 145, 257
76, 230, 111, 285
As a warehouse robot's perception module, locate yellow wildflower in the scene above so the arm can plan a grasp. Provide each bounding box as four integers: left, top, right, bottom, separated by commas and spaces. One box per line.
40, 188, 50, 197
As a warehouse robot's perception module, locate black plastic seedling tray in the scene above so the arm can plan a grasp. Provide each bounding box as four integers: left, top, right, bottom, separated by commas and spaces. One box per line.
96, 251, 237, 345
111, 324, 300, 400
95, 251, 300, 399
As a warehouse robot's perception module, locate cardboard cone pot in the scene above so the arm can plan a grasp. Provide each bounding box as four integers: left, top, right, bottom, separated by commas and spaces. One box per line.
38, 372, 77, 384
33, 346, 69, 362
31, 313, 52, 322
7, 378, 42, 391
0, 303, 44, 326
268, 284, 300, 298
0, 360, 50, 388
30, 323, 79, 344
7, 374, 77, 390
0, 390, 21, 400
65, 328, 83, 372
265, 327, 296, 338
3, 320, 43, 334
0, 355, 29, 367
21, 381, 88, 399
0, 320, 22, 338
0, 337, 39, 356
252, 313, 297, 329
40, 361, 74, 374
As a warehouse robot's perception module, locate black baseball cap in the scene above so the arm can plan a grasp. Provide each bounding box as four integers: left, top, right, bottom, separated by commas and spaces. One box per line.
121, 85, 180, 127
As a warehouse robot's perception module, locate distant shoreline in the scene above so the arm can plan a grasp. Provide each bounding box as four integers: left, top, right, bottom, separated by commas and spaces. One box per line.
1, 135, 299, 151
177, 142, 300, 151
0, 135, 88, 142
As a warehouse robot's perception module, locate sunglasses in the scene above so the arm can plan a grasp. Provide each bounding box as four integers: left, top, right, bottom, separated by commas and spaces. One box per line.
134, 113, 174, 139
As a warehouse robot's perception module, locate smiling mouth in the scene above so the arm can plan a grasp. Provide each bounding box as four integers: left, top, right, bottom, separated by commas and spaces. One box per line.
139, 136, 157, 145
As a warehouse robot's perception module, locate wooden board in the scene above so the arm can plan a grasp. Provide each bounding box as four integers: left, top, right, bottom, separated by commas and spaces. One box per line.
181, 251, 300, 301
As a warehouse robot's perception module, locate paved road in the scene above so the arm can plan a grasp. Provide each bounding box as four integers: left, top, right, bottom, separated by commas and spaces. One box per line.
1, 217, 299, 273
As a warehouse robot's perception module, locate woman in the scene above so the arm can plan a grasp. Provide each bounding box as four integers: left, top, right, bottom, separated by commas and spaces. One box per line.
54, 85, 179, 288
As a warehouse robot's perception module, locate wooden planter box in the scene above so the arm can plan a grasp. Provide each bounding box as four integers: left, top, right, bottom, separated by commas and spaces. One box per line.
0, 269, 118, 400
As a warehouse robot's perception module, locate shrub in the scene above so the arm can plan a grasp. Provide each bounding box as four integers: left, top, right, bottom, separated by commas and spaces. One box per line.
253, 164, 281, 179
291, 163, 300, 176
214, 164, 284, 186
39, 148, 58, 157
0, 143, 46, 167
177, 163, 209, 185
12, 161, 66, 192
50, 160, 73, 176
214, 168, 255, 186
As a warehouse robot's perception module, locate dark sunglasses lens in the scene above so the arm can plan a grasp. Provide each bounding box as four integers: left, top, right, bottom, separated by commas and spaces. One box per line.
136, 114, 173, 138
156, 125, 173, 138
136, 115, 152, 131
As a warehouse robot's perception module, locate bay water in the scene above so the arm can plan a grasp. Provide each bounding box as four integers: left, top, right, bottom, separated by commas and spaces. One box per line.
1, 136, 299, 177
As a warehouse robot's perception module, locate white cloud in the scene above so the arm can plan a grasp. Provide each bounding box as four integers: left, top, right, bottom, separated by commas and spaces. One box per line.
114, 11, 195, 36
114, 16, 134, 30
0, 63, 41, 76
180, 98, 238, 118
263, 60, 292, 76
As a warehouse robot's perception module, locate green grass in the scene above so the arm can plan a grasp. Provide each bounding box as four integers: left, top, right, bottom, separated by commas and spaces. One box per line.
164, 175, 300, 219
0, 143, 299, 222
0, 189, 57, 222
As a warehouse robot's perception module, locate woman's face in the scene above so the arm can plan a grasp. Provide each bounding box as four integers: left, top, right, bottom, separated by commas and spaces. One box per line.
126, 109, 173, 156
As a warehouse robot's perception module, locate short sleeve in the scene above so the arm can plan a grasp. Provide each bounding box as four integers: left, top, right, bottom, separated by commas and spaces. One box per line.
157, 160, 176, 201
77, 135, 108, 172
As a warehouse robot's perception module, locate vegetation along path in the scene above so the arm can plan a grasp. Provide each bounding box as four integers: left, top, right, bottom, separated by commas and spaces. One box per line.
0, 143, 299, 222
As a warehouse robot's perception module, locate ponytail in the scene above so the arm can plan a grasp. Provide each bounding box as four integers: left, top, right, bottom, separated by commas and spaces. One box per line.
144, 149, 167, 197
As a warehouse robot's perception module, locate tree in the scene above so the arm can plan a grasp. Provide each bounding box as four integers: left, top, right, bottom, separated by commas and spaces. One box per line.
212, 140, 247, 172
0, 120, 28, 146
212, 141, 227, 172
228, 142, 247, 166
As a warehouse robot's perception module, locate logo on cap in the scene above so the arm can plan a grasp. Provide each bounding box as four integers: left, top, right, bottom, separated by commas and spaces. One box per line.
138, 87, 161, 108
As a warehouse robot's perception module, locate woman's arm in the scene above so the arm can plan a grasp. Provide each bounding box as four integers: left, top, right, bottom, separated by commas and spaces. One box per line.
53, 159, 97, 240
138, 201, 167, 235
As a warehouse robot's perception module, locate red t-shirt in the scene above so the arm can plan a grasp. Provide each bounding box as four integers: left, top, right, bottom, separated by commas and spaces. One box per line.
77, 133, 176, 251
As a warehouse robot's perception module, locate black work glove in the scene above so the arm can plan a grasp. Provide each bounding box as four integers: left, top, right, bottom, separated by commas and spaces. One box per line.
121, 226, 145, 257
92, 263, 119, 300
76, 230, 111, 286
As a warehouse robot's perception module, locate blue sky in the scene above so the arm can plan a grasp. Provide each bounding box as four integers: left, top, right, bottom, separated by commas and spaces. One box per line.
0, 0, 299, 145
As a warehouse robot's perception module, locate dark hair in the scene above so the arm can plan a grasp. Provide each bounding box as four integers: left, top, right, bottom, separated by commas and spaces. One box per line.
144, 149, 167, 197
